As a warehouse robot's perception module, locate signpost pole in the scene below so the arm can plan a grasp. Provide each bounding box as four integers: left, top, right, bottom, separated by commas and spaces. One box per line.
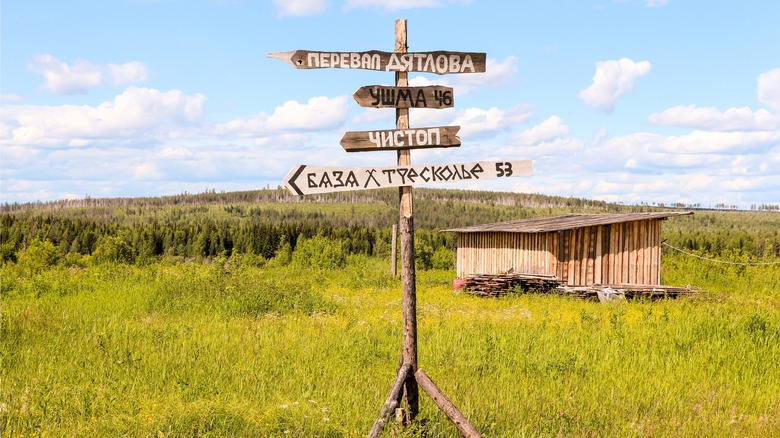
395, 18, 419, 424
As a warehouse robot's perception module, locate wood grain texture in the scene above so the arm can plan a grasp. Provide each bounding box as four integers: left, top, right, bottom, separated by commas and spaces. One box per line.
340, 126, 461, 152
353, 85, 454, 108
267, 50, 486, 74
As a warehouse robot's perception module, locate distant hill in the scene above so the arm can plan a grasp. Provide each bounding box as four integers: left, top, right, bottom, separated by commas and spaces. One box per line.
2, 188, 778, 262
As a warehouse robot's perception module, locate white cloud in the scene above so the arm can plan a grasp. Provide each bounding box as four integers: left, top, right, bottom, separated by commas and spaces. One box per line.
408, 56, 519, 94
452, 56, 519, 93
1, 94, 24, 102
578, 58, 652, 113
1, 87, 205, 147
28, 54, 149, 94
656, 130, 780, 154
343, 0, 470, 11
758, 68, 780, 112
215, 95, 349, 136
649, 105, 778, 131
107, 61, 149, 86
644, 0, 669, 7
273, 0, 328, 17
267, 96, 349, 131
511, 116, 570, 146
453, 105, 533, 139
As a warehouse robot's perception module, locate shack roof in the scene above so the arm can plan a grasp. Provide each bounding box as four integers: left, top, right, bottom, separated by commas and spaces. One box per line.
442, 211, 693, 233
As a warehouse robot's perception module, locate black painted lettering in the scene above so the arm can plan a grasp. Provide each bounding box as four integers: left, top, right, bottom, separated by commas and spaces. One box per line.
382, 169, 396, 184
345, 171, 359, 187
397, 168, 409, 184
319, 172, 332, 188
406, 168, 419, 183
471, 163, 484, 179
369, 88, 380, 106
397, 88, 412, 107
415, 89, 427, 107
333, 170, 344, 187
419, 167, 431, 182
364, 169, 380, 188
451, 165, 463, 180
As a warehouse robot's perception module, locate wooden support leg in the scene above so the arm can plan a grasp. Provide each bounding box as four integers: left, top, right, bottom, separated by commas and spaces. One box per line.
368, 363, 412, 438
415, 369, 482, 438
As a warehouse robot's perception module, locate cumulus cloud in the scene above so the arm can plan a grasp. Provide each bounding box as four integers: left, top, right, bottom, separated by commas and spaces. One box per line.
28, 54, 149, 95
273, 0, 328, 17
408, 104, 532, 140
511, 116, 570, 146
1, 87, 205, 147
758, 68, 780, 112
215, 95, 349, 136
656, 130, 780, 155
579, 58, 651, 112
649, 105, 778, 131
409, 56, 519, 94
454, 106, 530, 139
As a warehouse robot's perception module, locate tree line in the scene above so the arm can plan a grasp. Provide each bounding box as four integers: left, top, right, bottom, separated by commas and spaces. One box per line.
2, 188, 777, 266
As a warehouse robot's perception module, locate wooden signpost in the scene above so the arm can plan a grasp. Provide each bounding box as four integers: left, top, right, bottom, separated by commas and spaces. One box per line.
284, 160, 531, 195
353, 85, 454, 109
270, 19, 531, 438
340, 126, 461, 152
267, 50, 486, 74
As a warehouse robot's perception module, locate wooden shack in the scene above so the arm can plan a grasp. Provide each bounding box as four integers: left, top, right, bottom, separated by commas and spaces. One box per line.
443, 212, 693, 287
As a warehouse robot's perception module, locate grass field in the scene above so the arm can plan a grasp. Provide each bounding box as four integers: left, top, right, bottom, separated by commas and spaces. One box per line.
2, 249, 779, 437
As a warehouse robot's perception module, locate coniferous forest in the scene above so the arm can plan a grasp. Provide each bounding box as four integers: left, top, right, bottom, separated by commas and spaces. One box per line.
2, 188, 778, 267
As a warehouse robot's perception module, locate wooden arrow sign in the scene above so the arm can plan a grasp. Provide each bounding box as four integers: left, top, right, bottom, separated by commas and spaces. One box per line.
268, 50, 486, 75
341, 126, 460, 152
283, 160, 532, 196
353, 85, 454, 109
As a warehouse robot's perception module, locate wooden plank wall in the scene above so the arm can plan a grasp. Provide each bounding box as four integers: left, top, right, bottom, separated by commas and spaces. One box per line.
553, 220, 662, 286
455, 219, 664, 286
455, 232, 553, 278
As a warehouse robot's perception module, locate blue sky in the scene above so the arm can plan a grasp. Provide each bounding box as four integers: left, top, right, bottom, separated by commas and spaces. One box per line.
1, 0, 779, 209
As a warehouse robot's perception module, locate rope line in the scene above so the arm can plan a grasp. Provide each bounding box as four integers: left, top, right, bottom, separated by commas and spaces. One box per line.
662, 242, 780, 266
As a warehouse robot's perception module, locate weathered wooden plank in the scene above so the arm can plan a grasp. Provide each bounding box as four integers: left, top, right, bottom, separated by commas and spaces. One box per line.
642, 222, 651, 285
620, 222, 631, 283
353, 85, 454, 109
652, 220, 661, 285
284, 160, 532, 196
267, 50, 487, 75
340, 126, 461, 152
394, 19, 419, 426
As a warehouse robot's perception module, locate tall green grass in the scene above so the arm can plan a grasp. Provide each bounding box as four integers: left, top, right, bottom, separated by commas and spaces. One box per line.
2, 253, 779, 437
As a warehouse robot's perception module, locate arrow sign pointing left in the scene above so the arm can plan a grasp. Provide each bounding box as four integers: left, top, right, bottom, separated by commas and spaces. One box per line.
283, 160, 532, 196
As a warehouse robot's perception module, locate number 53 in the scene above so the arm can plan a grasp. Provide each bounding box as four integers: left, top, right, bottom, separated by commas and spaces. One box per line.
495, 162, 513, 177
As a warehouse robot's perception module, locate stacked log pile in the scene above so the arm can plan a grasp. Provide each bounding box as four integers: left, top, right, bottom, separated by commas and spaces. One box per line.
459, 274, 698, 301
460, 273, 561, 298
557, 284, 697, 301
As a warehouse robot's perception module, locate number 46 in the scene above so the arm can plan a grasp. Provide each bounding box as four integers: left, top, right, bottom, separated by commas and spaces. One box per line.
495, 162, 513, 177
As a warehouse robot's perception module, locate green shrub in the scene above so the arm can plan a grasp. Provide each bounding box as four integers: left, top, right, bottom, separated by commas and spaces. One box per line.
16, 239, 61, 274
414, 240, 433, 270
291, 235, 346, 270
1, 241, 17, 264
431, 246, 454, 270
92, 235, 134, 264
